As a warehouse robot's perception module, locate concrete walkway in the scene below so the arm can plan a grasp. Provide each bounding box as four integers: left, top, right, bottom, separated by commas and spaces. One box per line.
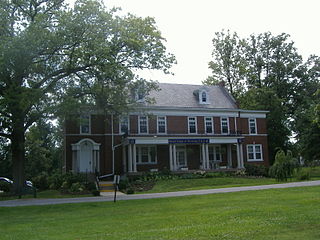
1, 180, 320, 207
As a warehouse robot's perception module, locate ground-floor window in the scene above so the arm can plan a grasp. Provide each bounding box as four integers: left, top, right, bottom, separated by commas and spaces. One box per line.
247, 144, 263, 161
208, 145, 221, 162
136, 145, 157, 164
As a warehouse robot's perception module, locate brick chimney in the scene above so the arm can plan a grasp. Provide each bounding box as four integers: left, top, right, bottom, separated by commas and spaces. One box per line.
218, 81, 226, 87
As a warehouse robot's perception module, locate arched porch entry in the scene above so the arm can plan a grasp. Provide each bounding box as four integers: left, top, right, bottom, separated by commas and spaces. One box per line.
71, 138, 101, 173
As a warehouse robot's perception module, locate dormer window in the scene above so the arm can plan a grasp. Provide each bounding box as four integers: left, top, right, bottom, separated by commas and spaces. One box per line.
199, 90, 209, 104
202, 91, 207, 103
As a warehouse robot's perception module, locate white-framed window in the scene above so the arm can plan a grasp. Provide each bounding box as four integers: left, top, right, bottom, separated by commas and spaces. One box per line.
157, 116, 166, 134
119, 116, 129, 134
136, 145, 157, 164
221, 117, 229, 134
199, 90, 209, 104
247, 144, 263, 161
80, 114, 90, 134
248, 118, 257, 134
138, 116, 148, 134
205, 117, 213, 134
188, 117, 197, 134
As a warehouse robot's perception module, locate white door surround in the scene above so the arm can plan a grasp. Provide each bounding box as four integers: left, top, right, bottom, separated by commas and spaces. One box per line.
71, 138, 100, 173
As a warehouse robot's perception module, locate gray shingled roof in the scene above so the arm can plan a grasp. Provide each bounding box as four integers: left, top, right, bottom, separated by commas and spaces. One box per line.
146, 83, 238, 109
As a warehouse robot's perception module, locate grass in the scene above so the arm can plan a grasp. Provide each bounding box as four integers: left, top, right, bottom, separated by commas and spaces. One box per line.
137, 166, 320, 194
0, 186, 320, 240
141, 176, 278, 193
0, 190, 93, 201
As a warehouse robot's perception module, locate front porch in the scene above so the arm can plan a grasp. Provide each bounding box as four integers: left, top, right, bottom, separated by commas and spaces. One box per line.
122, 137, 245, 173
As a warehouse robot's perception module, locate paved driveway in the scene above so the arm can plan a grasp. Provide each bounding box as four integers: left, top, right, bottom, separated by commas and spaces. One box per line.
1, 180, 320, 207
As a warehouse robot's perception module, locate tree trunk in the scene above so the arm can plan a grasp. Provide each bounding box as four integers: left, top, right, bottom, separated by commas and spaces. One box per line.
11, 118, 26, 196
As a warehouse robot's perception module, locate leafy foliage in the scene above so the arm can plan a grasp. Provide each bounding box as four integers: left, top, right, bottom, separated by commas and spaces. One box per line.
269, 150, 299, 181
0, 0, 175, 193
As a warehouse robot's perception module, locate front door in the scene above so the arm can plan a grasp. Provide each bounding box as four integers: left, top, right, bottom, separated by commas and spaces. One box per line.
176, 146, 187, 168
80, 141, 93, 172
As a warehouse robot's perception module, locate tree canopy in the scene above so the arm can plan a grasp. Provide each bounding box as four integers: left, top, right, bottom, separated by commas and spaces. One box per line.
205, 30, 320, 164
0, 0, 175, 194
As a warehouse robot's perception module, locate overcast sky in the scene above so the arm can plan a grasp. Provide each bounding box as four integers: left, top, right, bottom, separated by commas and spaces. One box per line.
102, 0, 320, 85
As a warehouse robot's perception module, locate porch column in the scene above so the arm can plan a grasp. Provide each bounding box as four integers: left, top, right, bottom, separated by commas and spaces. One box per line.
169, 144, 174, 171
201, 144, 206, 170
227, 144, 232, 168
122, 145, 127, 173
236, 143, 241, 169
128, 144, 132, 172
205, 144, 209, 170
173, 144, 177, 171
239, 143, 244, 168
133, 144, 137, 172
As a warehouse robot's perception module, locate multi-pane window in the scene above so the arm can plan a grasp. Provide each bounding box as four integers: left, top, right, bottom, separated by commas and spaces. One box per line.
157, 116, 166, 134
249, 118, 257, 134
120, 116, 129, 134
139, 116, 148, 134
80, 114, 90, 134
247, 144, 263, 161
136, 146, 157, 164
221, 117, 229, 134
205, 117, 213, 134
201, 91, 207, 103
188, 117, 197, 134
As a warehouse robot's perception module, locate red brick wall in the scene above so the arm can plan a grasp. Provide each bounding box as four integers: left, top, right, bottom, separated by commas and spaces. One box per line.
197, 116, 205, 134
243, 136, 269, 166
213, 117, 221, 134
130, 115, 138, 134
167, 116, 188, 134
148, 115, 157, 134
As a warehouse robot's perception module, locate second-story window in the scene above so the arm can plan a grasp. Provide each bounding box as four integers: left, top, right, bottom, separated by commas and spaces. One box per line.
188, 117, 197, 134
157, 116, 166, 134
120, 116, 129, 134
80, 114, 90, 134
205, 117, 213, 134
221, 117, 229, 134
249, 118, 257, 134
139, 116, 148, 134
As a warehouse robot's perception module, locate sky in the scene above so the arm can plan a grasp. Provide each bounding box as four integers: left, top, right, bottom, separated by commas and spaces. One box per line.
94, 0, 320, 85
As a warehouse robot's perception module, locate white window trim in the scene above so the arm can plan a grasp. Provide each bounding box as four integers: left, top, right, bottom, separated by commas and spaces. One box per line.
136, 145, 157, 164
188, 117, 197, 134
199, 90, 209, 104
205, 117, 214, 134
80, 114, 91, 134
119, 116, 130, 134
138, 116, 148, 134
157, 116, 167, 134
247, 144, 263, 162
220, 117, 229, 134
248, 118, 257, 135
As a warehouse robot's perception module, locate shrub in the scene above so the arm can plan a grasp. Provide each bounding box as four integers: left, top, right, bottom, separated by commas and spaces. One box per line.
269, 150, 299, 181
118, 179, 129, 191
31, 172, 49, 190
295, 168, 311, 181
0, 181, 11, 192
69, 182, 85, 193
91, 190, 100, 196
245, 164, 269, 177
126, 188, 134, 194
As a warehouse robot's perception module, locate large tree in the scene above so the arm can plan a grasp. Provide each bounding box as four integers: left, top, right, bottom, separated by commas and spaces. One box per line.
204, 30, 246, 98
0, 0, 175, 194
205, 30, 319, 163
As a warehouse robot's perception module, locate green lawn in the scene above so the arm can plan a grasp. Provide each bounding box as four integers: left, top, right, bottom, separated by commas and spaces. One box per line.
138, 166, 320, 194
1, 186, 320, 240
141, 177, 278, 193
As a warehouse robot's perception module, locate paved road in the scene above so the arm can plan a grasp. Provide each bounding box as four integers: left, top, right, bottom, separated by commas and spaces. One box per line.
1, 180, 320, 207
